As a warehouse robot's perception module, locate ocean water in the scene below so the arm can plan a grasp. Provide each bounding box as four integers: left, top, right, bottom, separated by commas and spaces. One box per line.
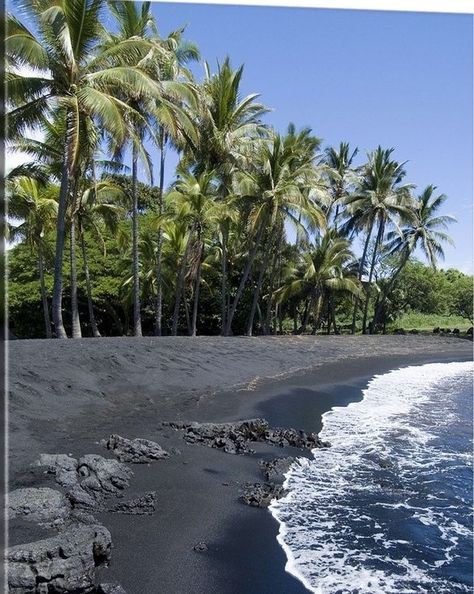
270, 361, 473, 594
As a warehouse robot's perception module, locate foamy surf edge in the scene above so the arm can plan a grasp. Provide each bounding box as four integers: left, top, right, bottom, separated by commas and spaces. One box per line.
269, 360, 473, 594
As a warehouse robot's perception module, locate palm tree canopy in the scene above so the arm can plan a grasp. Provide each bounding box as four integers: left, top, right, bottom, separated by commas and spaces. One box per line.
386, 184, 456, 268
275, 229, 361, 304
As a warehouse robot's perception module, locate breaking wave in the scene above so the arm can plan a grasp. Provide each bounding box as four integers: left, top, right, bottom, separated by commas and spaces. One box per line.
270, 361, 473, 594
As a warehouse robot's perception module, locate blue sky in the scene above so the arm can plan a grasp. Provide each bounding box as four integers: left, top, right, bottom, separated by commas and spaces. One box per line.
147, 2, 473, 273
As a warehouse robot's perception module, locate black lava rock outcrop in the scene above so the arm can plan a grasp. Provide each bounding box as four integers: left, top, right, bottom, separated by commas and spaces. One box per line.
108, 491, 156, 515
8, 487, 72, 527
7, 523, 111, 593
240, 482, 287, 507
259, 457, 295, 483
100, 434, 169, 463
167, 418, 326, 454
34, 453, 132, 509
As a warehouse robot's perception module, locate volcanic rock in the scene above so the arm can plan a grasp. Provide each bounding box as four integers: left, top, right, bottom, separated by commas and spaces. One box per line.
7, 523, 111, 593
101, 434, 169, 463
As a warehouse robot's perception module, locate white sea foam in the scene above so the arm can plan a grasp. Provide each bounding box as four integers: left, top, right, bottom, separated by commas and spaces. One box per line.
269, 361, 473, 594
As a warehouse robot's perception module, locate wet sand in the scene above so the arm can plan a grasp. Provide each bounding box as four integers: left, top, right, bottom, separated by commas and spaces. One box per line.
7, 335, 472, 593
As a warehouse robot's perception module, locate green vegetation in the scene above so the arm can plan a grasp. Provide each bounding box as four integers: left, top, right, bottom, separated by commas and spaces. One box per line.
6, 0, 471, 339
388, 313, 470, 333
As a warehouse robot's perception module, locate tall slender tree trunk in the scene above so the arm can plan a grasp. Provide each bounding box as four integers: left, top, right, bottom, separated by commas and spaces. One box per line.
224, 223, 265, 336
351, 221, 375, 334
131, 145, 142, 337
69, 217, 82, 338
330, 295, 338, 334
246, 259, 265, 336
326, 296, 331, 335
220, 226, 228, 336
301, 291, 316, 334
362, 219, 384, 334
80, 231, 101, 337
246, 243, 270, 336
154, 132, 166, 336
264, 239, 281, 334
183, 290, 192, 335
52, 111, 74, 339
191, 237, 204, 337
311, 294, 323, 335
69, 181, 82, 339
38, 253, 52, 339
277, 304, 283, 335
293, 306, 298, 334
171, 224, 196, 336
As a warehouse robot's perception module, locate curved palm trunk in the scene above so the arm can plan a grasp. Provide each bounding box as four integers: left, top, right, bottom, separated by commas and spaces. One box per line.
171, 224, 196, 336
351, 221, 375, 334
80, 231, 101, 337
131, 145, 142, 337
362, 219, 385, 334
224, 222, 265, 336
154, 133, 166, 336
52, 111, 74, 339
38, 252, 52, 339
191, 238, 204, 337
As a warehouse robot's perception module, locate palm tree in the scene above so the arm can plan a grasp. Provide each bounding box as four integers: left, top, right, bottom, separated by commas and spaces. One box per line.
6, 0, 163, 338
372, 185, 455, 329
105, 1, 200, 337
324, 142, 359, 230
166, 168, 222, 336
185, 58, 269, 334
224, 129, 326, 335
7, 177, 58, 338
152, 28, 200, 336
104, 1, 158, 338
345, 147, 413, 333
76, 176, 125, 336
275, 230, 361, 333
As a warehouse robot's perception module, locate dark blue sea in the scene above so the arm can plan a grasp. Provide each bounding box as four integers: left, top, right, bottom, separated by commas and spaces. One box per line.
270, 361, 473, 594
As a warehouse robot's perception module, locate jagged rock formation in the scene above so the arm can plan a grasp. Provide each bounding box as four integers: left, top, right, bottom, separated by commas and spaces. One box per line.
259, 457, 295, 482
100, 434, 169, 463
167, 418, 327, 454
34, 453, 132, 509
240, 482, 287, 507
108, 491, 156, 515
8, 487, 72, 526
7, 524, 111, 593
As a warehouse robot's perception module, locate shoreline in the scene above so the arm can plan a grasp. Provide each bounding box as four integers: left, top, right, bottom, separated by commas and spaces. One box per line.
7, 336, 473, 593
268, 358, 473, 594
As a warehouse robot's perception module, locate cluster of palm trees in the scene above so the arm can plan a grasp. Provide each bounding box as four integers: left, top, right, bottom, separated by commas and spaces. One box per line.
6, 0, 455, 339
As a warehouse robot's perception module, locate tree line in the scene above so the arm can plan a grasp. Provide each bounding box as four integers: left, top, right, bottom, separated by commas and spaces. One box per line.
6, 0, 463, 339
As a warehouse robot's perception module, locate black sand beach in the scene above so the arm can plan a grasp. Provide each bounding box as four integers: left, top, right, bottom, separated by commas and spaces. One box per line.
7, 335, 472, 593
